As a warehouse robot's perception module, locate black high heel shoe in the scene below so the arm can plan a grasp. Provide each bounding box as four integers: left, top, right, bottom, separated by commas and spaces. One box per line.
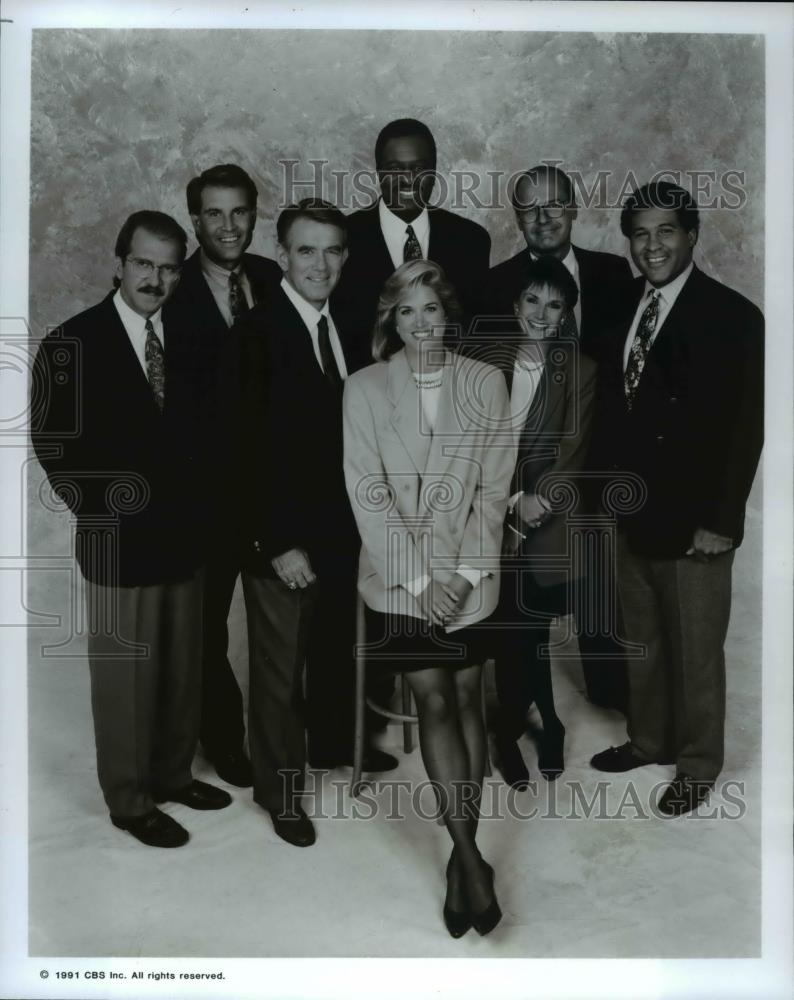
443, 851, 472, 938
538, 721, 565, 781
470, 861, 502, 937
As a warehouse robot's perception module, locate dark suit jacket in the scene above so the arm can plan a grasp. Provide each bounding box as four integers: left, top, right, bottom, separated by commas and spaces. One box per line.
332, 203, 491, 357
169, 249, 283, 558
485, 244, 633, 361
468, 337, 598, 587
31, 292, 212, 586
587, 265, 764, 557
234, 285, 362, 575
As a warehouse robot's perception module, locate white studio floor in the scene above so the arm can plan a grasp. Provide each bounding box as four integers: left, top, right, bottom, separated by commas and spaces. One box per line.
27, 511, 762, 959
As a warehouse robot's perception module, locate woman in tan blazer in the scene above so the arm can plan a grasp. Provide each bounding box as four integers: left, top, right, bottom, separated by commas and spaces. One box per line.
343, 260, 514, 938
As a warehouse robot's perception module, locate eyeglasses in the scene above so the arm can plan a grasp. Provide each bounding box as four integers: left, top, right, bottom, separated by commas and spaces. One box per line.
515, 202, 569, 221
125, 257, 182, 279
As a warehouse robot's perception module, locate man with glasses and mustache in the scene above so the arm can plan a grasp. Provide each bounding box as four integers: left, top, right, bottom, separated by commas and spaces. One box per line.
170, 164, 281, 790
32, 211, 231, 848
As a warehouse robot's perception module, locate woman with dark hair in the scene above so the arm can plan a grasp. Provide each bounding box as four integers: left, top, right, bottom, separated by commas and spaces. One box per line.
476, 255, 598, 788
343, 260, 514, 937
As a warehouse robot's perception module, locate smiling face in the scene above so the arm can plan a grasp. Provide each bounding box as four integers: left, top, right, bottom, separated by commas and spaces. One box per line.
377, 134, 436, 218
394, 283, 447, 360
514, 282, 567, 339
514, 172, 577, 260
277, 218, 348, 309
629, 207, 697, 287
190, 185, 256, 269
115, 227, 183, 318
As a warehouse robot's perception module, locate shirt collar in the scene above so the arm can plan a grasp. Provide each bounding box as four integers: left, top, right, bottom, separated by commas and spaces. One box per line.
200, 248, 244, 284
643, 260, 694, 307
113, 288, 162, 331
280, 276, 330, 330
379, 198, 430, 243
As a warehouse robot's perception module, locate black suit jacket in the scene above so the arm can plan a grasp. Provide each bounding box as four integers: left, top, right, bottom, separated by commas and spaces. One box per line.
31, 292, 212, 586
234, 285, 361, 575
332, 203, 491, 356
485, 244, 633, 360
169, 249, 283, 557
587, 265, 764, 557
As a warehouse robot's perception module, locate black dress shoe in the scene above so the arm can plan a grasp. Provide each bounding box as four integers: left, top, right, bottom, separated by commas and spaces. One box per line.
111, 808, 189, 848
154, 779, 232, 810
538, 722, 565, 782
209, 750, 253, 788
495, 733, 530, 790
443, 851, 471, 939
657, 775, 714, 817
590, 742, 669, 772
470, 861, 502, 937
267, 805, 316, 847
310, 748, 399, 772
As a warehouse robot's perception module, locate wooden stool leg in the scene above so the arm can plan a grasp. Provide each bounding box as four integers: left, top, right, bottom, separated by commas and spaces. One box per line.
351, 596, 366, 796
401, 675, 414, 754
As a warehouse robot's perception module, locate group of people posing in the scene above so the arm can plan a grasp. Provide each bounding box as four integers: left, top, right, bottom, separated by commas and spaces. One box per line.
32, 118, 764, 939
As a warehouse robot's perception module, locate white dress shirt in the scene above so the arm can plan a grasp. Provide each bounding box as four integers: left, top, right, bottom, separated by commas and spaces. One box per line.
113, 289, 164, 374
530, 245, 581, 332
200, 250, 254, 328
622, 262, 694, 371
280, 277, 348, 378
379, 199, 430, 268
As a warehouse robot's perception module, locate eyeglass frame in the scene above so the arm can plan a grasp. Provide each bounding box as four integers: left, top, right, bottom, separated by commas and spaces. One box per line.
513, 201, 571, 221
124, 256, 183, 279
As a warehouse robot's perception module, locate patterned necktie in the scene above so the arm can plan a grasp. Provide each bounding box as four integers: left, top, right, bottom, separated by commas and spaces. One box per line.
624, 290, 661, 409
403, 224, 423, 263
144, 319, 165, 411
317, 315, 342, 390
228, 270, 249, 321
561, 309, 579, 341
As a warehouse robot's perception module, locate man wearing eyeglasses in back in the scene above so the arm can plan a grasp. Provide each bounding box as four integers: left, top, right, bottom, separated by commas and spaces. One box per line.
32, 211, 231, 849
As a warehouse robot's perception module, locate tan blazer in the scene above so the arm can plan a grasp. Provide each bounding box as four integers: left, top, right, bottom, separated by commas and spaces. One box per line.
343, 349, 515, 628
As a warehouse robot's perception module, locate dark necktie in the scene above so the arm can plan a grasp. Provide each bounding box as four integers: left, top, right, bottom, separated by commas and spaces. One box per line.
561, 309, 579, 341
624, 290, 661, 409
228, 270, 249, 321
144, 319, 165, 411
317, 315, 342, 390
403, 224, 423, 263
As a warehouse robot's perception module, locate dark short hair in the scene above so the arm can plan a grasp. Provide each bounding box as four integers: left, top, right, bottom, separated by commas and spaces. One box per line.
511, 164, 575, 211
374, 118, 437, 168
512, 256, 579, 313
372, 259, 462, 362
276, 198, 348, 247
186, 163, 258, 216
620, 182, 700, 237
114, 211, 188, 262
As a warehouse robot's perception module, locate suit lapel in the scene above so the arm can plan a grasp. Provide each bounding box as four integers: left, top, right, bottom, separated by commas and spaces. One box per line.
387, 350, 431, 476
101, 295, 163, 420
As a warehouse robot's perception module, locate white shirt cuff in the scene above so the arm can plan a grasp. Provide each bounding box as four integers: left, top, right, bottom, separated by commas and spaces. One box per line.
456, 565, 484, 589
404, 574, 431, 597
508, 490, 524, 512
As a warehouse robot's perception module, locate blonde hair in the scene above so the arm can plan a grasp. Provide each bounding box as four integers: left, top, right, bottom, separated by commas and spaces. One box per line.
371, 259, 463, 361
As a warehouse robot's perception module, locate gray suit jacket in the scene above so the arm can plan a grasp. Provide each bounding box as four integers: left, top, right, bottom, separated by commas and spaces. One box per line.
343, 349, 515, 626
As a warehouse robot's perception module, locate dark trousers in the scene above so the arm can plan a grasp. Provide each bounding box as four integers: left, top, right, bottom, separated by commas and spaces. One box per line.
242, 574, 318, 812
617, 535, 734, 781
199, 555, 246, 758
85, 568, 203, 818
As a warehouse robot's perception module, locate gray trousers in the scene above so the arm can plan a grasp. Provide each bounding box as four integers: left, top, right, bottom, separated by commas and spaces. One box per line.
242, 574, 318, 814
617, 535, 735, 781
85, 569, 203, 818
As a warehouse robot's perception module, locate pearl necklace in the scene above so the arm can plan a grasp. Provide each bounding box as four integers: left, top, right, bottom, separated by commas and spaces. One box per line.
412, 369, 444, 390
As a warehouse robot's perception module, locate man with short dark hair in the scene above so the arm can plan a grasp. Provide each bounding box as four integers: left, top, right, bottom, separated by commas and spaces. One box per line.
332, 117, 491, 348
588, 182, 764, 816
32, 211, 231, 848
234, 199, 397, 848
171, 164, 282, 788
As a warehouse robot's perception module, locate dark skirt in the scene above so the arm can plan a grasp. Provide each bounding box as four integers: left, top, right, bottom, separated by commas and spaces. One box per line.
363, 607, 492, 676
